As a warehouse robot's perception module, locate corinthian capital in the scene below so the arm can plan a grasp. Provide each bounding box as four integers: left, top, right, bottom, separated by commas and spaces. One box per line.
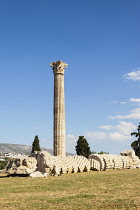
50, 60, 68, 75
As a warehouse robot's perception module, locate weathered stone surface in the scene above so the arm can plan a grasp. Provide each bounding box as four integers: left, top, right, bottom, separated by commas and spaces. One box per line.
88, 154, 105, 171
50, 60, 68, 156
120, 149, 135, 157
88, 151, 140, 171
34, 151, 90, 175
29, 171, 48, 178
6, 157, 37, 174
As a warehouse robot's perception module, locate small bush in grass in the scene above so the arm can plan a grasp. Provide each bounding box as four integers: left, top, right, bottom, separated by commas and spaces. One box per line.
0, 160, 7, 170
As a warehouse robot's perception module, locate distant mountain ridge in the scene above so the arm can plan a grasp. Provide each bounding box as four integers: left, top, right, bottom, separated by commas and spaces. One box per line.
0, 143, 53, 155
0, 143, 72, 156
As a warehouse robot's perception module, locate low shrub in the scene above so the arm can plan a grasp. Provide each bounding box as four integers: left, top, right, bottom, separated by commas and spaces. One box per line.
0, 160, 7, 170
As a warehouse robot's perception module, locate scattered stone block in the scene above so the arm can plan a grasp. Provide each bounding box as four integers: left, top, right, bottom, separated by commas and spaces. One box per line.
6, 157, 37, 175
34, 151, 90, 175
88, 150, 140, 171
120, 149, 135, 157
29, 171, 46, 178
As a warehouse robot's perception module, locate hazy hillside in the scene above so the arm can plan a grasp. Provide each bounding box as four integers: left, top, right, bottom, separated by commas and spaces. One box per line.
0, 143, 53, 155
0, 143, 73, 156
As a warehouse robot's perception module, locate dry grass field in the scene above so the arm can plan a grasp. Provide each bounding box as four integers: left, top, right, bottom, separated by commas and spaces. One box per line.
0, 169, 140, 210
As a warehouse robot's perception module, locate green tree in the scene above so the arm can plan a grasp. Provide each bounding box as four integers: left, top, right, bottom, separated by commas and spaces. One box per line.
75, 136, 91, 158
98, 151, 109, 154
131, 122, 140, 158
131, 140, 139, 151
31, 135, 41, 154
91, 151, 97, 154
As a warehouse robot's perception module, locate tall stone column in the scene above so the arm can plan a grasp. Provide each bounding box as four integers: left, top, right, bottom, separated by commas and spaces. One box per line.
50, 60, 68, 156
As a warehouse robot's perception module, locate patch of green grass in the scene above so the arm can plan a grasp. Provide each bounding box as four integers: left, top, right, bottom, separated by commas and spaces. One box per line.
0, 169, 140, 209
48, 194, 96, 203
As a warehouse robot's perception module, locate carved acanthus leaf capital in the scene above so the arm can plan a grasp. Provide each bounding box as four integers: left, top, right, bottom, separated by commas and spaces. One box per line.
50, 60, 68, 75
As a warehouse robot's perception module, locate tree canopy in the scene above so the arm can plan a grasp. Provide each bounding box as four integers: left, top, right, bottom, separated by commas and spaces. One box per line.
75, 136, 91, 158
98, 151, 109, 154
31, 135, 41, 154
131, 122, 140, 158
91, 151, 109, 154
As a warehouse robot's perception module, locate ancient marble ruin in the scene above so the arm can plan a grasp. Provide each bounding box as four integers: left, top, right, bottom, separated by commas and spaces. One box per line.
5, 61, 140, 177
6, 149, 140, 176
6, 151, 90, 175
50, 60, 68, 156
88, 149, 140, 171
6, 157, 37, 175
33, 151, 90, 175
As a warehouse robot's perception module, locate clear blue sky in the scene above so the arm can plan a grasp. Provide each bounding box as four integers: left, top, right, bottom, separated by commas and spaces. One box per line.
0, 0, 140, 154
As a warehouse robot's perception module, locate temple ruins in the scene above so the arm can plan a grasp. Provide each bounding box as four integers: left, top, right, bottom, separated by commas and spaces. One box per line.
5, 61, 140, 176
6, 149, 140, 176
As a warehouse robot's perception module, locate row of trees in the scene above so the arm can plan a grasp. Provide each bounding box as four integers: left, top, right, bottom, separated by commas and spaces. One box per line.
32, 122, 140, 159
75, 122, 140, 159
31, 135, 108, 158
1, 122, 139, 169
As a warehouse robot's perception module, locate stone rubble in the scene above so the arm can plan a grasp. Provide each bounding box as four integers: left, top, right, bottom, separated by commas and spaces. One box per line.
34, 151, 90, 175
6, 157, 37, 174
88, 149, 140, 171
29, 171, 49, 178
6, 149, 140, 175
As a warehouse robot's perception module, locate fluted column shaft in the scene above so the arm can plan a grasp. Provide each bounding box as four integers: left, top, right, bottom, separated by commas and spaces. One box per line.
54, 73, 65, 156
50, 60, 68, 156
